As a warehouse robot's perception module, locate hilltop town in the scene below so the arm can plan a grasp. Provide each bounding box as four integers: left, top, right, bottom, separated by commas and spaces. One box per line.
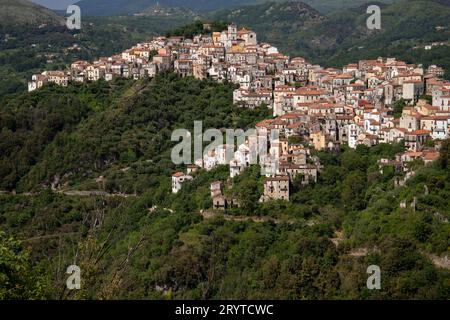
28, 23, 450, 205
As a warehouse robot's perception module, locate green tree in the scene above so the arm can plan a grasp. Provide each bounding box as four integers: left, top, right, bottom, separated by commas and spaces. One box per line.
0, 231, 47, 299
393, 99, 406, 118
438, 139, 450, 170
341, 171, 367, 210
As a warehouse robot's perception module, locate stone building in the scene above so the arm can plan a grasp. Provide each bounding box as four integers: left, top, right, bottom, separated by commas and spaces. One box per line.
260, 175, 290, 202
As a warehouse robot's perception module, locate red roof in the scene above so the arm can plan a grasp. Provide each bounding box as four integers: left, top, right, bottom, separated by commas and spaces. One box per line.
408, 130, 431, 135
172, 172, 185, 177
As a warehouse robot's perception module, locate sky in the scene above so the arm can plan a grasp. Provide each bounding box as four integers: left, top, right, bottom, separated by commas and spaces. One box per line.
30, 0, 80, 10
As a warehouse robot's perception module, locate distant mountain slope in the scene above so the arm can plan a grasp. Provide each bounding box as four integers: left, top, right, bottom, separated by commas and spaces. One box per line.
295, 0, 450, 66
215, 1, 323, 22
76, 0, 255, 16
210, 1, 325, 45
300, 0, 395, 13
76, 0, 398, 15
136, 3, 198, 17
0, 0, 65, 26
433, 0, 450, 6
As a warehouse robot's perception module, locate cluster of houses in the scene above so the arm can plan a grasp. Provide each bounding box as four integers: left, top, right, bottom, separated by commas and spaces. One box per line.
378, 149, 440, 174
28, 23, 449, 205
172, 134, 320, 205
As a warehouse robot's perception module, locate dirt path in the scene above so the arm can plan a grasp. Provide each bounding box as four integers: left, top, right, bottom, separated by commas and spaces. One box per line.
423, 252, 450, 270
1, 190, 138, 198
200, 210, 295, 224
348, 248, 369, 257
330, 230, 344, 247
58, 190, 138, 197
20, 232, 81, 243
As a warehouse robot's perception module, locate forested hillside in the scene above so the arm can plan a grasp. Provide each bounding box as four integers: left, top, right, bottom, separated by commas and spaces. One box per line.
210, 1, 325, 34
75, 0, 396, 15
310, 0, 450, 72
0, 0, 65, 26
0, 74, 271, 193
0, 74, 449, 299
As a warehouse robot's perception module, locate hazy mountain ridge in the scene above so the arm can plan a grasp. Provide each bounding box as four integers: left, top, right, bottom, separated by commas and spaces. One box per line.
214, 1, 324, 23
0, 0, 65, 26
136, 3, 198, 17
76, 0, 251, 16
75, 0, 397, 16
308, 0, 450, 66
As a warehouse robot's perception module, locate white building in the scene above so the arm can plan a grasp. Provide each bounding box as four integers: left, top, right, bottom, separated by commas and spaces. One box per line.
348, 123, 363, 149
171, 172, 193, 194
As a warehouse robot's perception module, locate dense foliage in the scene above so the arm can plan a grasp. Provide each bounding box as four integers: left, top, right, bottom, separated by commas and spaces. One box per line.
0, 74, 448, 299
0, 79, 135, 191
0, 73, 271, 193
0, 231, 47, 299
166, 20, 228, 38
